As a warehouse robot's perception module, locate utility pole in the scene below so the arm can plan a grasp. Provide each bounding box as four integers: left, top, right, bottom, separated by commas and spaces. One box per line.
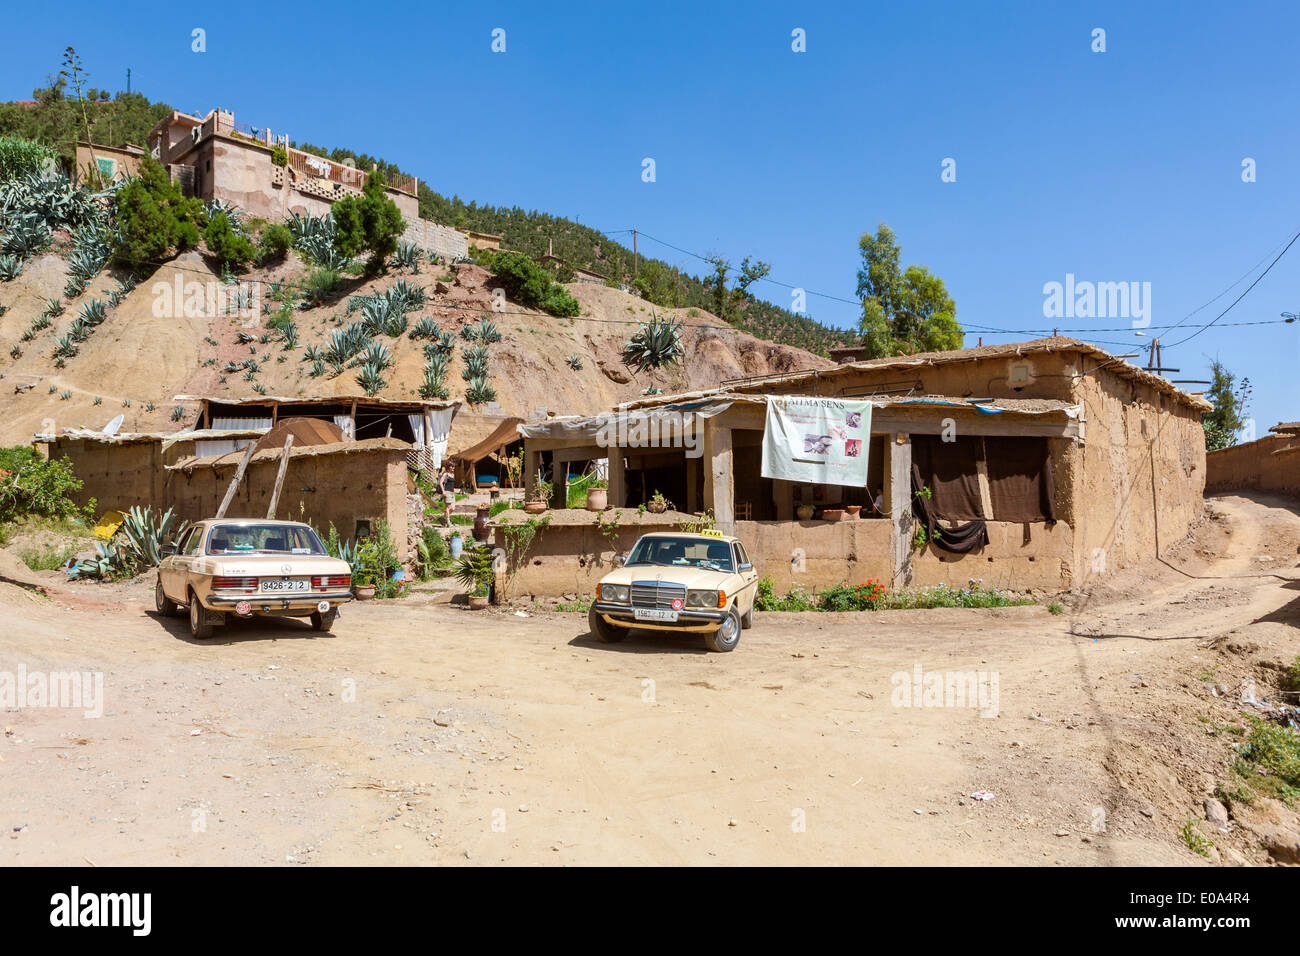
632, 228, 638, 279
126, 68, 131, 93
1145, 337, 1180, 376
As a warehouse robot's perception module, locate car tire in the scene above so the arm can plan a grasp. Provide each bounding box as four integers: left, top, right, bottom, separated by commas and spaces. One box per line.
705, 607, 742, 652
740, 605, 754, 629
155, 578, 179, 617
311, 609, 337, 632
189, 590, 215, 639
588, 606, 628, 643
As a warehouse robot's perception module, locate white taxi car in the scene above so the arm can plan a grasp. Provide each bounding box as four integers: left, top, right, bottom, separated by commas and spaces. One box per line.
155, 519, 353, 639
588, 530, 759, 652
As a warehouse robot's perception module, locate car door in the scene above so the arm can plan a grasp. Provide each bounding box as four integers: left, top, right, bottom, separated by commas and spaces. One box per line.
159, 527, 188, 601
732, 542, 759, 614
168, 525, 204, 601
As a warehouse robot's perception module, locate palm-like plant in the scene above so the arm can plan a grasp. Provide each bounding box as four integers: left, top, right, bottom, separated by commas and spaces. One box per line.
465, 375, 497, 405
356, 362, 387, 396
622, 313, 684, 373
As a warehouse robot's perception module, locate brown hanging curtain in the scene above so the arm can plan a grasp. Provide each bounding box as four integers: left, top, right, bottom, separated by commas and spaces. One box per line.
910, 435, 984, 520
984, 436, 1057, 524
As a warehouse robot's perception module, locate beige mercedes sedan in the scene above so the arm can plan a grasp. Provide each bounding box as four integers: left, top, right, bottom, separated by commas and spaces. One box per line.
588, 530, 759, 652
155, 519, 354, 639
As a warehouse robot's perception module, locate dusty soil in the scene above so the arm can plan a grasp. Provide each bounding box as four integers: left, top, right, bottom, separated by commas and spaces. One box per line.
1, 492, 1298, 866
0, 250, 831, 445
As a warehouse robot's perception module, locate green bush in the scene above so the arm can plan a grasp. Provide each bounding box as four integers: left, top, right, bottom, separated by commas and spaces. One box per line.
112, 156, 204, 269
0, 447, 84, 525
270, 145, 288, 167
0, 135, 56, 181
817, 580, 886, 611
203, 212, 256, 270
257, 223, 293, 263
479, 250, 580, 317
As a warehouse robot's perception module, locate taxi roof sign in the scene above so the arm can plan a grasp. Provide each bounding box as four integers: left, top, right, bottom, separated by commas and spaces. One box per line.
698, 529, 726, 538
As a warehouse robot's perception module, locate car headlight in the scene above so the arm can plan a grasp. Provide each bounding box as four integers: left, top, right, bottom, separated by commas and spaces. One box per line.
599, 583, 629, 603
686, 589, 720, 608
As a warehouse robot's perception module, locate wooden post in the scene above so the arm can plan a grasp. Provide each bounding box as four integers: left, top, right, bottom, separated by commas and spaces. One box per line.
704, 423, 734, 534
607, 447, 625, 508
887, 433, 912, 590
215, 443, 257, 519
265, 435, 295, 519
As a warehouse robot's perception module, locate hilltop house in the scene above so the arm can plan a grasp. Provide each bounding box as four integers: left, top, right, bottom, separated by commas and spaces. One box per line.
505, 337, 1210, 597
145, 108, 468, 261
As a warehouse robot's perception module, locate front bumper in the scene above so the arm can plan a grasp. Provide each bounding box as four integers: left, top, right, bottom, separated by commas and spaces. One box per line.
204, 591, 354, 614
593, 601, 726, 632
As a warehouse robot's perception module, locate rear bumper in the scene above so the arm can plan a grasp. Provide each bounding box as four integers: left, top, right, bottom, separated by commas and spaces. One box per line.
593, 601, 726, 632
203, 591, 354, 613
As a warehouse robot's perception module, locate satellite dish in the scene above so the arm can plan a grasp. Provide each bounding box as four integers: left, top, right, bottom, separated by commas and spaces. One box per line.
103, 414, 124, 436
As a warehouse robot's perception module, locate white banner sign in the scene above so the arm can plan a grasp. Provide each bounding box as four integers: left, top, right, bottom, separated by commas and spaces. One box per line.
761, 395, 873, 487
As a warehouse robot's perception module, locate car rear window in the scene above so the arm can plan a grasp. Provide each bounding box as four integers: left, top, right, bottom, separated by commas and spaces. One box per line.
206, 524, 326, 555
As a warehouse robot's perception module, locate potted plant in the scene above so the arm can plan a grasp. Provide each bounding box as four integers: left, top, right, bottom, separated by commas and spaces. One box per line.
525, 472, 553, 514
646, 490, 673, 514
822, 507, 845, 521
796, 504, 815, 521
455, 545, 496, 610
352, 567, 376, 600
586, 476, 609, 512
845, 505, 862, 518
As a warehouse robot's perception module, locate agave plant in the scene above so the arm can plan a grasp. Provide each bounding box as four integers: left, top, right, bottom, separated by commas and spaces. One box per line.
67, 317, 91, 343
117, 505, 189, 572
361, 340, 392, 371
204, 199, 246, 234
409, 316, 439, 340
280, 321, 299, 350
52, 334, 79, 359
461, 344, 490, 380
309, 358, 326, 378
424, 350, 450, 380
67, 540, 117, 580
566, 354, 583, 370
387, 279, 425, 313
427, 330, 455, 356
356, 361, 387, 396
43, 297, 64, 318
464, 376, 497, 406
78, 298, 107, 326
0, 254, 22, 280
392, 241, 421, 272
301, 344, 324, 363
469, 318, 501, 344
622, 313, 684, 373
171, 405, 188, 422
2, 216, 53, 258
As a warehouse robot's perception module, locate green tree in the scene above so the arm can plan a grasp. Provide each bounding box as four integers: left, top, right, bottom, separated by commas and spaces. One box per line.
112, 155, 205, 269
855, 224, 962, 357
332, 169, 406, 276
1202, 358, 1251, 452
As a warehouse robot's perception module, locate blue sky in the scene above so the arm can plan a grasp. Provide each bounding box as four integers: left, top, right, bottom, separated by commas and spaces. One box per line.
8, 0, 1299, 429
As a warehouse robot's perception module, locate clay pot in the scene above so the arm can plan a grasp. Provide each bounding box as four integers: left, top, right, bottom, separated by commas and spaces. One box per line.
796, 505, 815, 521
353, 585, 376, 601
473, 506, 491, 543
845, 505, 862, 518
646, 501, 667, 514
523, 500, 548, 514
586, 488, 608, 511
822, 508, 845, 521
468, 595, 489, 610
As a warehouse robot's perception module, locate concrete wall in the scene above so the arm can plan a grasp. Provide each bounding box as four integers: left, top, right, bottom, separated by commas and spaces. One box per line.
399, 218, 469, 261
735, 518, 893, 591
1206, 435, 1300, 498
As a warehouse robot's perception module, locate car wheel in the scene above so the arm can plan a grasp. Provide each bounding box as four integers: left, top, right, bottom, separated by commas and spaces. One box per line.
588, 605, 628, 643
189, 591, 215, 639
311, 609, 337, 632
155, 578, 179, 617
705, 607, 742, 652
740, 605, 754, 629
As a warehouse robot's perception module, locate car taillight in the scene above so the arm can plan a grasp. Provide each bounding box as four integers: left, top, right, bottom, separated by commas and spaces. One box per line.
312, 575, 351, 588
213, 576, 258, 591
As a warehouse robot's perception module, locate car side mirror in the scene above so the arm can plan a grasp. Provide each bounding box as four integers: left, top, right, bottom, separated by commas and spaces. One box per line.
739, 562, 753, 571
161, 544, 177, 556
613, 554, 625, 566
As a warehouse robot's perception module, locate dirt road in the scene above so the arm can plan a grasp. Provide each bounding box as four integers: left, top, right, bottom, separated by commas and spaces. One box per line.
2, 493, 1298, 866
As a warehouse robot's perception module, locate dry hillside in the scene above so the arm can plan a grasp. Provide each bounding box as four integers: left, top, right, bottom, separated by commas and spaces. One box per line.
0, 250, 832, 444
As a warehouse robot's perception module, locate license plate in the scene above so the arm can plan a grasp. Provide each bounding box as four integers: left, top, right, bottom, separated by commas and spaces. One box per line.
634, 608, 678, 622
261, 578, 309, 593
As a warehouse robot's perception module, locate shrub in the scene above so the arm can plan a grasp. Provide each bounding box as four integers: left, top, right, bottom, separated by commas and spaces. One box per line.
203, 212, 256, 270
817, 580, 886, 612
479, 250, 580, 317
0, 447, 84, 524
271, 145, 288, 167
331, 169, 406, 277
0, 136, 56, 181
257, 223, 293, 263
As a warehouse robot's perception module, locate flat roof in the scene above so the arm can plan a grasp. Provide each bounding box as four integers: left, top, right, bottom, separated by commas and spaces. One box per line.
177, 394, 461, 411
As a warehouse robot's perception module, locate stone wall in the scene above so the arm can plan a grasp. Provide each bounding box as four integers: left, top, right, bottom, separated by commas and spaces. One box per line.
399, 218, 469, 261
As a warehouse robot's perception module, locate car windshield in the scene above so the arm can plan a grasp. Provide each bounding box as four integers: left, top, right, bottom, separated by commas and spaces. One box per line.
625, 536, 734, 572
206, 523, 326, 555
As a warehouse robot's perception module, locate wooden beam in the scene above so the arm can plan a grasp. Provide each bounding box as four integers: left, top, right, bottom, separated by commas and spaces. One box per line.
888, 433, 912, 590
265, 435, 295, 519
215, 443, 257, 519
